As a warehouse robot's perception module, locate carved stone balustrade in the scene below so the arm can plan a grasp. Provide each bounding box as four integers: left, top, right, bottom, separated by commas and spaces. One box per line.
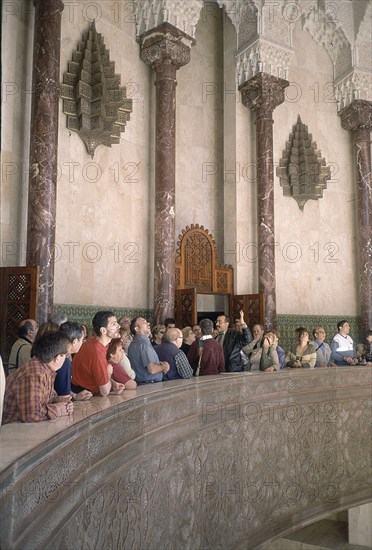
0, 368, 371, 549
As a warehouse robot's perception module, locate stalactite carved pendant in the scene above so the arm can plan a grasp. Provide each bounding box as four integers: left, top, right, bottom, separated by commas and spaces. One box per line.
60, 22, 132, 158
277, 115, 331, 210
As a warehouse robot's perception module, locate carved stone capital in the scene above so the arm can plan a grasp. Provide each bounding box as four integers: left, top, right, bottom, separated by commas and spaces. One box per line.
339, 99, 372, 134
239, 73, 289, 117
140, 23, 194, 70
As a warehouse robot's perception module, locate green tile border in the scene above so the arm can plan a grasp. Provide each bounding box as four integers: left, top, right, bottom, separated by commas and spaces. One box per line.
54, 304, 153, 334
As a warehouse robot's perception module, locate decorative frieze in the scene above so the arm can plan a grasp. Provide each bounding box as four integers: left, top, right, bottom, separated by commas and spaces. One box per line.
302, 4, 349, 64
133, 0, 203, 39
277, 116, 331, 211
60, 22, 132, 158
334, 70, 372, 110
236, 38, 293, 85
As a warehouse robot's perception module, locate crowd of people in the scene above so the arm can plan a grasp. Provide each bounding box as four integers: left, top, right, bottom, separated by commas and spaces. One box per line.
1, 311, 371, 425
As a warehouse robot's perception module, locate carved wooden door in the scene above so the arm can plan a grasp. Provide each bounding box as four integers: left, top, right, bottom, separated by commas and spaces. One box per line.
229, 294, 265, 329
174, 288, 197, 328
0, 266, 39, 363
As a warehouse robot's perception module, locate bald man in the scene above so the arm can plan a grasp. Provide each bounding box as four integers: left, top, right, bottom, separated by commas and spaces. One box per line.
155, 328, 193, 380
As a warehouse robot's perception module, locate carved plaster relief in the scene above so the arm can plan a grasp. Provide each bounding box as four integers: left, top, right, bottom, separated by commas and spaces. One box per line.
277, 115, 331, 211
133, 0, 204, 39
60, 22, 132, 157
217, 0, 371, 109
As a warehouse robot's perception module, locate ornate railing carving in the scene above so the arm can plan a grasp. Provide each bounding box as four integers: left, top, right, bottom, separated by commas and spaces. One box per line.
1, 368, 371, 549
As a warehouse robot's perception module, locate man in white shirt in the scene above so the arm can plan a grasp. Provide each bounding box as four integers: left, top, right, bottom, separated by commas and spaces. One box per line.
330, 320, 358, 366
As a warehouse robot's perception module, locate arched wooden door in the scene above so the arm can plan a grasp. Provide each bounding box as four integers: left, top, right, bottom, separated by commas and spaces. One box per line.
174, 225, 264, 328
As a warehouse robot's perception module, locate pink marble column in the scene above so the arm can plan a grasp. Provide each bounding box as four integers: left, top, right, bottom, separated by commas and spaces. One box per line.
339, 100, 372, 333
26, 0, 64, 322
140, 24, 194, 324
239, 73, 289, 330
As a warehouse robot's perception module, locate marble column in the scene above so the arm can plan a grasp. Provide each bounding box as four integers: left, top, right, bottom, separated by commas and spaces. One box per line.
140, 24, 194, 324
239, 73, 289, 330
26, 0, 64, 323
339, 100, 372, 334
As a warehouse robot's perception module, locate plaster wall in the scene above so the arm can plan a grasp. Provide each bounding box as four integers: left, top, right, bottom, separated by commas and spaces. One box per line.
176, 3, 224, 251
0, 1, 362, 319
54, 3, 154, 309
273, 23, 357, 316
228, 11, 358, 315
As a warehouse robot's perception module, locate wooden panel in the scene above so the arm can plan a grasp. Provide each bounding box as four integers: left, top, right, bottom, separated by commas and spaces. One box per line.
175, 225, 233, 295
229, 293, 265, 329
214, 267, 233, 294
174, 288, 197, 328
0, 267, 39, 362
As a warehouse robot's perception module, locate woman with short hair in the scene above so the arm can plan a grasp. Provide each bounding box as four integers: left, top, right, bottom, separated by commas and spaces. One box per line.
286, 329, 317, 368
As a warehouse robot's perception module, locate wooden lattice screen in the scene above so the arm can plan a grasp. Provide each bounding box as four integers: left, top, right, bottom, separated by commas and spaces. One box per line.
229, 294, 265, 331
0, 267, 39, 363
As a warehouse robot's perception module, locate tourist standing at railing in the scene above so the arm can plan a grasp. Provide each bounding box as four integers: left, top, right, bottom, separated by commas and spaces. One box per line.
155, 328, 193, 380
215, 311, 252, 372
286, 329, 317, 368
128, 317, 170, 383
180, 326, 196, 355
330, 320, 358, 366
312, 327, 332, 367
2, 331, 73, 424
106, 338, 137, 389
151, 324, 166, 347
72, 311, 125, 396
241, 324, 264, 367
188, 319, 225, 376
248, 332, 280, 372
8, 319, 38, 371
55, 322, 93, 401
118, 316, 133, 351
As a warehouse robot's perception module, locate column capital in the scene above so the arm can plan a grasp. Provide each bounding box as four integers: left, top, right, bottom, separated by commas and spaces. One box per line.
140, 23, 194, 70
338, 99, 372, 134
239, 73, 289, 118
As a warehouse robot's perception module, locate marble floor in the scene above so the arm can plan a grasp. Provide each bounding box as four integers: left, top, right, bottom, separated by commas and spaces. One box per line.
262, 519, 371, 550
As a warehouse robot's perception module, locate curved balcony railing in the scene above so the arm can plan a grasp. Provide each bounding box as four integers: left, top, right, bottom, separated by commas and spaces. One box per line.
1, 367, 371, 549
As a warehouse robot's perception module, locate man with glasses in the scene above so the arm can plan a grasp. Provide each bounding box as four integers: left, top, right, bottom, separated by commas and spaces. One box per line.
155, 328, 193, 380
